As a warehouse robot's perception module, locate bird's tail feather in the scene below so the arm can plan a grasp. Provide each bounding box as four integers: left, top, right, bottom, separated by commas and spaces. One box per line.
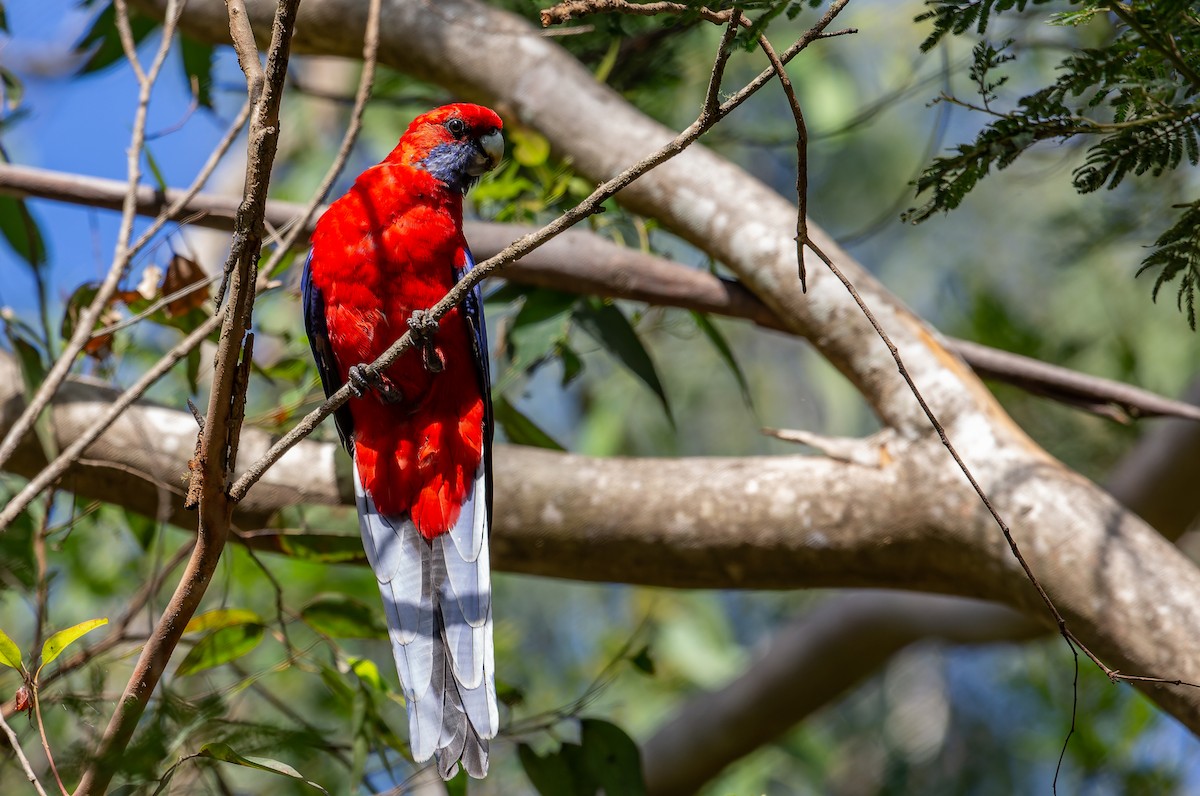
354, 464, 496, 779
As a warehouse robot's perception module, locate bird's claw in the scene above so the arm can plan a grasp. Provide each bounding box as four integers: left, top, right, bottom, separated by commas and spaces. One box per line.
348, 364, 404, 404
348, 365, 369, 398
407, 310, 439, 339
408, 310, 444, 373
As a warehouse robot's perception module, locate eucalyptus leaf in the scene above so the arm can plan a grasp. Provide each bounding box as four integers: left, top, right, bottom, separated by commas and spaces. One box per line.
41, 617, 108, 669
197, 742, 330, 794
176, 623, 264, 677
0, 628, 23, 670
574, 299, 673, 424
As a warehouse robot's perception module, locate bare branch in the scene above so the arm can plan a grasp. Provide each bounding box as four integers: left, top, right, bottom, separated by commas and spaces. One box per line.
2, 163, 1198, 426
71, 0, 301, 791
643, 592, 1040, 796
0, 709, 50, 796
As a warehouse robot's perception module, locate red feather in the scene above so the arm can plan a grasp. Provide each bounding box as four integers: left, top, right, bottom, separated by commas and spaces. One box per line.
308, 103, 499, 539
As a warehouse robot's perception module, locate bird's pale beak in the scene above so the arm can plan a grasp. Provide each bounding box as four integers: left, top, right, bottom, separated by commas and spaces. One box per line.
468, 130, 504, 176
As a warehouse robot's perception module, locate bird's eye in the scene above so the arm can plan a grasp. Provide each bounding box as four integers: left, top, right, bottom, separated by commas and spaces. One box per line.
445, 118, 467, 138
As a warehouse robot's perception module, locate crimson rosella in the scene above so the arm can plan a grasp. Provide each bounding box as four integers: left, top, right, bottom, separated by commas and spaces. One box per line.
302, 104, 503, 779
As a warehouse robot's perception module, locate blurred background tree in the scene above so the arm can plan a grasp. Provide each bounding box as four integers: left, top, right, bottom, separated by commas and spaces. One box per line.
0, 0, 1198, 794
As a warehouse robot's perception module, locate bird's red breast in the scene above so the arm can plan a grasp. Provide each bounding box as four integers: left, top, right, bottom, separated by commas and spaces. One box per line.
308, 105, 500, 538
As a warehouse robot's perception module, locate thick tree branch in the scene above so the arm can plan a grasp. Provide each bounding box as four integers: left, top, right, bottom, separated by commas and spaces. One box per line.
2, 162, 1196, 424
642, 592, 1040, 796
3, 354, 1200, 736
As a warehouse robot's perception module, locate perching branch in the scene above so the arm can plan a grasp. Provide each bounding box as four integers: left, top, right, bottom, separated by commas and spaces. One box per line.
1, 162, 1197, 426
0, 710, 50, 796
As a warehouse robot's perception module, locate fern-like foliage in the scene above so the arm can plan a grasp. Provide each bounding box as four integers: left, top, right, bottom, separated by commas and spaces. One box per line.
906, 0, 1200, 326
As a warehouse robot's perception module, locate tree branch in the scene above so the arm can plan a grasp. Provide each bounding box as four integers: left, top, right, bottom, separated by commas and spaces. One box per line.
71, 1, 301, 791
642, 592, 1040, 796
2, 162, 1196, 424
0, 0, 183, 475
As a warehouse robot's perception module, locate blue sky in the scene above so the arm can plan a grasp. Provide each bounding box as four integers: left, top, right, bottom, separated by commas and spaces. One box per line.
1, 0, 240, 319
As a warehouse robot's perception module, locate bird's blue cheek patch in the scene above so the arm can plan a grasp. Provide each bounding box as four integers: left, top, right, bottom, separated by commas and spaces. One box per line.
419, 143, 477, 194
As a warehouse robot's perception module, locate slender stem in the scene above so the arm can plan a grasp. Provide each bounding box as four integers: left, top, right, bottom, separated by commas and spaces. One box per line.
0, 709, 49, 796
256, 0, 383, 280
30, 685, 66, 796
71, 1, 302, 791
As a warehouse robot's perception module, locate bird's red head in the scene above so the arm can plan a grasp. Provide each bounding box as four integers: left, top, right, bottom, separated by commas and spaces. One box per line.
393, 103, 504, 194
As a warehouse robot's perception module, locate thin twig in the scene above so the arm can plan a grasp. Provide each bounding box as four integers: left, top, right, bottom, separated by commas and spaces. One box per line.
256, 0, 383, 281
0, 0, 183, 474
0, 709, 49, 796
214, 0, 265, 309
30, 684, 66, 795
757, 33, 811, 291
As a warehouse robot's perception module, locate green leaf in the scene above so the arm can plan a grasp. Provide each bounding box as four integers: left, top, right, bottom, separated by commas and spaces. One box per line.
518, 742, 576, 796
184, 608, 263, 635
518, 719, 646, 795
176, 623, 264, 676
4, 327, 46, 400
179, 35, 214, 108
185, 346, 201, 394
301, 594, 387, 640
579, 718, 646, 795
244, 530, 367, 564
77, 4, 158, 74
345, 656, 386, 692
574, 299, 673, 424
511, 127, 551, 168
1, 66, 24, 112
196, 742, 330, 794
0, 628, 23, 670
690, 311, 754, 409
0, 5, 8, 34
629, 644, 655, 676
0, 194, 46, 269
443, 767, 469, 796
40, 617, 108, 669
142, 145, 168, 193
493, 394, 566, 451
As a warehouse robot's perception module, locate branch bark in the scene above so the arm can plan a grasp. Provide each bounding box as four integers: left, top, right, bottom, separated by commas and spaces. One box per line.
642, 591, 1041, 796
4, 349, 1200, 734
71, 1, 301, 792
3, 162, 1197, 424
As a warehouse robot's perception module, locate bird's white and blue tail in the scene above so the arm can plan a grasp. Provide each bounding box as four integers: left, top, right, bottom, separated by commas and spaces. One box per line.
353, 464, 498, 779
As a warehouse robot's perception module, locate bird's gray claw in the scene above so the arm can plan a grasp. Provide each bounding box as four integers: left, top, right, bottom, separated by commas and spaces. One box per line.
348, 364, 370, 398
348, 364, 404, 404
408, 310, 444, 373
407, 309, 439, 338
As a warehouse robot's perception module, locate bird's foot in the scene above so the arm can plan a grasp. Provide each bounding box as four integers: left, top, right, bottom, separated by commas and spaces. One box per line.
348, 364, 404, 404
408, 310, 444, 374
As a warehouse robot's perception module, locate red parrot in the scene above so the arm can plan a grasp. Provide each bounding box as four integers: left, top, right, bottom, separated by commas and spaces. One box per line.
302, 104, 503, 779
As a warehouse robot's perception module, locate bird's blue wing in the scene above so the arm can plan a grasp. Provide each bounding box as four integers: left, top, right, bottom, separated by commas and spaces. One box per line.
455, 246, 493, 522
301, 251, 355, 451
